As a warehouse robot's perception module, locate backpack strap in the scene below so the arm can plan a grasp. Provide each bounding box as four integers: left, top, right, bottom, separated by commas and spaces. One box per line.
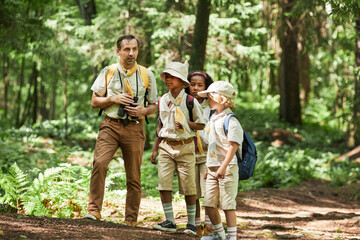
186, 94, 194, 122
224, 112, 236, 136
98, 64, 118, 116
224, 112, 242, 161
209, 109, 216, 119
139, 65, 150, 124
138, 65, 149, 89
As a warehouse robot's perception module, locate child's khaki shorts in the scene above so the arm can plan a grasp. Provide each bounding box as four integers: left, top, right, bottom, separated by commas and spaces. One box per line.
203, 164, 239, 210
158, 139, 196, 196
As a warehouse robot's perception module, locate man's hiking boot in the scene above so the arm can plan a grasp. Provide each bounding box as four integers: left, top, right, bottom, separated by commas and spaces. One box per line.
125, 220, 137, 227
203, 223, 214, 236
153, 220, 176, 232
184, 223, 197, 235
83, 211, 101, 220
201, 231, 226, 240
196, 224, 204, 236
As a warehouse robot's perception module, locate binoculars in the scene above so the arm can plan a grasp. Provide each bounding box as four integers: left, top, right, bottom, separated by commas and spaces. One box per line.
117, 96, 138, 119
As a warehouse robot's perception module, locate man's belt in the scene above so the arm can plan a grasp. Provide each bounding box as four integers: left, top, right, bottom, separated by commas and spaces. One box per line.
105, 116, 141, 125
164, 138, 193, 146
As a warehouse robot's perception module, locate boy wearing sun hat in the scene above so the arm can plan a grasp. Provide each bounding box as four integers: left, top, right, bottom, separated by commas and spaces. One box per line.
151, 62, 206, 235
197, 81, 242, 240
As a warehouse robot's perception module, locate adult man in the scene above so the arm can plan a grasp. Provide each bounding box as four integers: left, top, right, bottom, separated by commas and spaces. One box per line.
84, 35, 158, 226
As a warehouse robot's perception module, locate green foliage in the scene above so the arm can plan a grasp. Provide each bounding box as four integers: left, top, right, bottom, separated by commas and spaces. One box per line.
0, 163, 29, 210
328, 159, 360, 187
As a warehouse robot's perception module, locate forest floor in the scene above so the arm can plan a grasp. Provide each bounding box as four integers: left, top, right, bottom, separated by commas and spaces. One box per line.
0, 179, 359, 240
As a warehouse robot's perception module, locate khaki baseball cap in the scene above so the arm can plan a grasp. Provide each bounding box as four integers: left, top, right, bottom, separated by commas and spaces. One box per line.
160, 62, 190, 86
198, 81, 236, 99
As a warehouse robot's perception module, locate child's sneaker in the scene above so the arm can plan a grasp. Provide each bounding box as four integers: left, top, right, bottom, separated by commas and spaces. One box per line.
153, 220, 176, 232
201, 232, 225, 240
184, 224, 197, 235
203, 223, 214, 236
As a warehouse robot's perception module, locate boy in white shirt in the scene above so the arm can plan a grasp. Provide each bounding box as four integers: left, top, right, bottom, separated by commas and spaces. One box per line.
151, 62, 205, 235
198, 81, 243, 240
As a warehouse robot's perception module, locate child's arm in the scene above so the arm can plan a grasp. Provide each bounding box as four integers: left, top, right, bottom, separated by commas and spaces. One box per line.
215, 141, 239, 179
187, 121, 205, 131
150, 120, 163, 164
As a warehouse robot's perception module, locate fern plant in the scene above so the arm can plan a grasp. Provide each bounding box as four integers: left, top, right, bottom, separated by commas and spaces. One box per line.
0, 162, 29, 211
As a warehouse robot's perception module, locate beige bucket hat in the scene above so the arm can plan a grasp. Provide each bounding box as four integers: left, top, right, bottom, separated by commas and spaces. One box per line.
198, 81, 236, 99
160, 62, 190, 86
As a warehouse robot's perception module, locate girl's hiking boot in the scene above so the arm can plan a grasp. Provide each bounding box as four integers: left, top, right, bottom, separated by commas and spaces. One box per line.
196, 224, 204, 236
153, 220, 176, 232
184, 224, 197, 235
203, 223, 214, 236
201, 232, 226, 240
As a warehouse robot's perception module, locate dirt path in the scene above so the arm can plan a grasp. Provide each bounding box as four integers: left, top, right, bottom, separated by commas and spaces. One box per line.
0, 180, 359, 239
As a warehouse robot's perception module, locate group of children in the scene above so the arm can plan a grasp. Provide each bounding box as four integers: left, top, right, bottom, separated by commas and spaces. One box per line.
150, 62, 243, 240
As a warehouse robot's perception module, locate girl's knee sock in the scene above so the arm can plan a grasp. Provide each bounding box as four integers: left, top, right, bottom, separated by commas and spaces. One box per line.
195, 217, 202, 227
205, 215, 212, 227
213, 223, 226, 239
227, 226, 237, 240
162, 203, 174, 224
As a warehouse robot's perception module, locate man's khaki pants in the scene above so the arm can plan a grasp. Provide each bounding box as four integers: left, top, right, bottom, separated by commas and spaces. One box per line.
88, 117, 145, 222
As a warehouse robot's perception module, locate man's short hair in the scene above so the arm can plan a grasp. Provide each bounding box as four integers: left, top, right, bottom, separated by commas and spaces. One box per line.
116, 35, 140, 49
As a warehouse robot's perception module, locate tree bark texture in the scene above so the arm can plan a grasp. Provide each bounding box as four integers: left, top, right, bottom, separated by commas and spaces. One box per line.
189, 0, 211, 72
15, 57, 25, 127
32, 63, 39, 124
2, 54, 9, 118
354, 11, 360, 145
279, 0, 301, 124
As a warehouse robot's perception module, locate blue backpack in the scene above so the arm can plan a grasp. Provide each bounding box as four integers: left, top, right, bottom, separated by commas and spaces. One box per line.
224, 113, 258, 180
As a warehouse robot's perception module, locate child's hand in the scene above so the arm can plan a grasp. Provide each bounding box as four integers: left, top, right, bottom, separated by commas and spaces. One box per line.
150, 151, 158, 164
215, 165, 226, 179
203, 168, 208, 181
175, 121, 183, 129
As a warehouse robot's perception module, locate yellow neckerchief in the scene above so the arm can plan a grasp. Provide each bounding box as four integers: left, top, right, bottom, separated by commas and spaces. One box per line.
168, 90, 191, 137
120, 61, 138, 97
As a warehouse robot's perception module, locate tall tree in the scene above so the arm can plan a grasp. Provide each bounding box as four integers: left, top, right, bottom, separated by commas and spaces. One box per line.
189, 0, 211, 72
75, 0, 96, 25
354, 11, 360, 145
279, 0, 301, 124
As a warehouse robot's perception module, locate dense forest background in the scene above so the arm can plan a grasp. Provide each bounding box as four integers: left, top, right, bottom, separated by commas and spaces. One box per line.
0, 0, 359, 220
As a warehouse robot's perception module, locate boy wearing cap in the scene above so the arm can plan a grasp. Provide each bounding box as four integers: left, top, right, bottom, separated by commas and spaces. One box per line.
151, 62, 205, 235
198, 81, 242, 240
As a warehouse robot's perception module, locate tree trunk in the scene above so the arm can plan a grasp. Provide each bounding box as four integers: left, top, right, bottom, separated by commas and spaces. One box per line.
299, 51, 310, 104
15, 57, 25, 127
2, 54, 9, 118
50, 76, 57, 120
20, 62, 37, 126
189, 0, 211, 72
64, 60, 68, 138
39, 73, 48, 121
279, 0, 301, 124
32, 63, 39, 124
75, 0, 96, 25
353, 11, 360, 146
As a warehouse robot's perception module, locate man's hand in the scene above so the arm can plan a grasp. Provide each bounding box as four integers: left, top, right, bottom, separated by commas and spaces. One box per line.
150, 151, 158, 164
124, 103, 145, 118
110, 93, 134, 105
